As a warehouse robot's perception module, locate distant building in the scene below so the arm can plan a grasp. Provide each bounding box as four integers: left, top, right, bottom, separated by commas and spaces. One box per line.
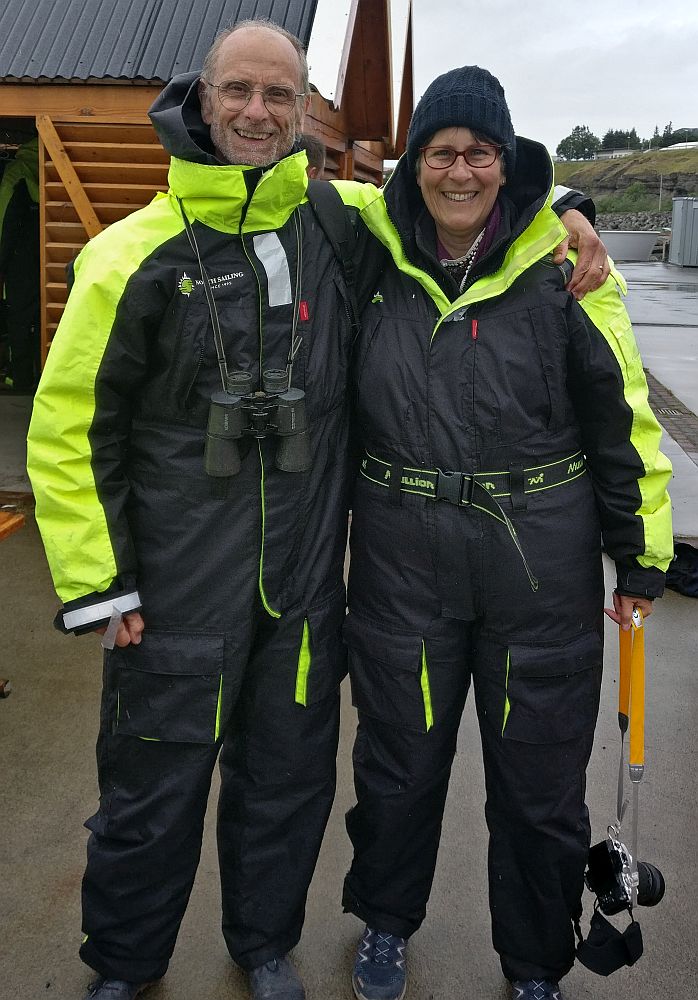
659, 142, 698, 151
594, 149, 636, 160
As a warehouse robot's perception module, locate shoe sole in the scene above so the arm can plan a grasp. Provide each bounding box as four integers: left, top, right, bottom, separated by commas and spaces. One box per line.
351, 976, 406, 1000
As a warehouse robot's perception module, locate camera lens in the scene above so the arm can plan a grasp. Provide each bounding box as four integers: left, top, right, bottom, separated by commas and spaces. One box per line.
636, 861, 666, 907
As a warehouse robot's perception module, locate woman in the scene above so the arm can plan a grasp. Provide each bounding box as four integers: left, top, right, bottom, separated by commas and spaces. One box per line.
340, 67, 672, 1000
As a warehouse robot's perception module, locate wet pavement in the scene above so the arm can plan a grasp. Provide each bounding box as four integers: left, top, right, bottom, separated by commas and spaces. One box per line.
2, 261, 697, 1000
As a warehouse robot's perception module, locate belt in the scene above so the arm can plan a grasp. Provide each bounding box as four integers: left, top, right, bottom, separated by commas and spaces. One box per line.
360, 450, 587, 591
360, 450, 586, 507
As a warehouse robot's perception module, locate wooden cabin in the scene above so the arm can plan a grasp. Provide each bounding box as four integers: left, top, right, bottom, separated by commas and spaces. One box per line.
0, 0, 413, 362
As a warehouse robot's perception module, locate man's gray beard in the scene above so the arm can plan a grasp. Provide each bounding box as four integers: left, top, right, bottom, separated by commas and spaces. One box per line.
210, 119, 296, 167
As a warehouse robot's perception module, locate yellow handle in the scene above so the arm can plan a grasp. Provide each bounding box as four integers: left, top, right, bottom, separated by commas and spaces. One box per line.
628, 610, 645, 768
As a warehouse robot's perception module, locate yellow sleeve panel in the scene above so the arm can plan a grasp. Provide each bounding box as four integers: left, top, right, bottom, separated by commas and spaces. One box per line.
27, 195, 183, 604
579, 271, 673, 572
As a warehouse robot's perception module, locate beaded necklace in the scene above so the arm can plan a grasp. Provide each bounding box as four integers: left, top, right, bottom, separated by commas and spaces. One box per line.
439, 226, 486, 292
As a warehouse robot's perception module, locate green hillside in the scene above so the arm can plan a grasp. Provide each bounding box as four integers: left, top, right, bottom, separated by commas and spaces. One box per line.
553, 149, 698, 202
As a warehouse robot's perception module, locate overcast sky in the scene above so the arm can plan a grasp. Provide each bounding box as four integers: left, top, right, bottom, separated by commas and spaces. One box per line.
411, 0, 698, 154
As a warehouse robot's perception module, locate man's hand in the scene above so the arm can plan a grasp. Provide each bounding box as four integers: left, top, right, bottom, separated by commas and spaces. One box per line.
604, 592, 654, 631
555, 208, 610, 300
95, 610, 145, 647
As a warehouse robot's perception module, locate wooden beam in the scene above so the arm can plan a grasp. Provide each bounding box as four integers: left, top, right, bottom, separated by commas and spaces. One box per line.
342, 0, 392, 142
36, 116, 102, 238
333, 0, 360, 110
394, 9, 414, 157
0, 83, 162, 122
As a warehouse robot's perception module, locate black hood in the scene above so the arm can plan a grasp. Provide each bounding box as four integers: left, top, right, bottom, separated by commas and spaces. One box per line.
384, 134, 554, 266
149, 71, 220, 165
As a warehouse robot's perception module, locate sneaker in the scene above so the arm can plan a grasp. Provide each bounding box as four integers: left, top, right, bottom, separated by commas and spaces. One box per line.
84, 981, 152, 1000
352, 926, 407, 1000
248, 956, 305, 1000
511, 981, 564, 1000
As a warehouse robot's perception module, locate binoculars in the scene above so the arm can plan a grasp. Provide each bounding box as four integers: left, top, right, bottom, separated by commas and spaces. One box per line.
205, 369, 311, 477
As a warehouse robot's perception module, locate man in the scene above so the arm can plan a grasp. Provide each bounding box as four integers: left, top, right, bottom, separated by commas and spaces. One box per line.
27, 18, 607, 1000
298, 134, 326, 178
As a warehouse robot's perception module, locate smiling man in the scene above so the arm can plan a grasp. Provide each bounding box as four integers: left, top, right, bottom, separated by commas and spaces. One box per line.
199, 27, 308, 166
27, 19, 349, 1000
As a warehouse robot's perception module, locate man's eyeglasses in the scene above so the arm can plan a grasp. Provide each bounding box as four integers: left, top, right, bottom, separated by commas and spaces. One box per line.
420, 144, 502, 170
202, 79, 305, 116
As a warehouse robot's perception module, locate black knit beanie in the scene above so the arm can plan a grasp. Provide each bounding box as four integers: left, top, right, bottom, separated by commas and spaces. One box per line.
406, 65, 516, 174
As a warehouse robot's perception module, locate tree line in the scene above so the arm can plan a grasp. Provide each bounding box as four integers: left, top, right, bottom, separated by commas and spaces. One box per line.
556, 123, 698, 161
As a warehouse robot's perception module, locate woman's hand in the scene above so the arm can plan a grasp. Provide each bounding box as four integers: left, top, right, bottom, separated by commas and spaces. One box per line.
554, 208, 610, 300
603, 592, 654, 631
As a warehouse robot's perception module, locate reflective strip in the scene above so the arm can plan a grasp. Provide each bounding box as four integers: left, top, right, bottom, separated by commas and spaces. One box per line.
253, 232, 292, 307
420, 641, 434, 731
295, 619, 311, 706
502, 650, 511, 736
552, 184, 575, 205
62, 590, 141, 631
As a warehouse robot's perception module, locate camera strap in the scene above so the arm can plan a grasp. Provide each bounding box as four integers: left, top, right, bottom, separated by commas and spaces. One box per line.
576, 908, 643, 975
616, 609, 645, 907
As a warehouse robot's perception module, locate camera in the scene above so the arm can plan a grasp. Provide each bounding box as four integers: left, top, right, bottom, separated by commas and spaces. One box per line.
584, 832, 665, 916
204, 369, 311, 477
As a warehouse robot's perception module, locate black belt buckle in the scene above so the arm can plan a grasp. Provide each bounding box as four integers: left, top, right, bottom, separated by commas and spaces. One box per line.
436, 468, 464, 505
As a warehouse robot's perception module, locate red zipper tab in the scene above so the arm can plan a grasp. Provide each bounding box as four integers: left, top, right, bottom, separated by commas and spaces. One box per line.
471, 319, 478, 340
299, 300, 309, 322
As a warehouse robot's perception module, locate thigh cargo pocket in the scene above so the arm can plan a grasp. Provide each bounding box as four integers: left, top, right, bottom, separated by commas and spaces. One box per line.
294, 588, 348, 706
343, 614, 432, 734
502, 630, 603, 744
111, 630, 224, 744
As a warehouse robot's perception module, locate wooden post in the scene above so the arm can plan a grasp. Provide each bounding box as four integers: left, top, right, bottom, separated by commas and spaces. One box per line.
339, 147, 355, 180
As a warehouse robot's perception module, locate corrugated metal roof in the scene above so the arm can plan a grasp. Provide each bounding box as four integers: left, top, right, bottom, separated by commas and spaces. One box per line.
0, 0, 318, 82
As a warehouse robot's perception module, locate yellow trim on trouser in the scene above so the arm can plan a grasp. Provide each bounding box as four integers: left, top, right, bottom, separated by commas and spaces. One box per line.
295, 619, 311, 706
420, 641, 434, 731
502, 651, 511, 736
215, 674, 223, 740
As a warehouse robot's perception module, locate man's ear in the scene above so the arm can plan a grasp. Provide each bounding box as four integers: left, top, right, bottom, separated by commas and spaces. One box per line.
297, 93, 311, 131
199, 79, 212, 125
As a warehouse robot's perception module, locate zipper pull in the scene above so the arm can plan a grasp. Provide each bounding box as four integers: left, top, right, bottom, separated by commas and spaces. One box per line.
471, 319, 478, 340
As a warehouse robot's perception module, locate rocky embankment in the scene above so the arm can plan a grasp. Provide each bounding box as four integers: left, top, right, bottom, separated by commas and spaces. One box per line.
596, 212, 672, 231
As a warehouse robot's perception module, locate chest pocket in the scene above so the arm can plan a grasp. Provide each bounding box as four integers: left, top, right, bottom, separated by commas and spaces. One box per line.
528, 304, 568, 435
472, 302, 568, 444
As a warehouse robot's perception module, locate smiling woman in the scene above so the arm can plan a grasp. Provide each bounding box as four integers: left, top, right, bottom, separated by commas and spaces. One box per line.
342, 63, 673, 1000
415, 126, 506, 258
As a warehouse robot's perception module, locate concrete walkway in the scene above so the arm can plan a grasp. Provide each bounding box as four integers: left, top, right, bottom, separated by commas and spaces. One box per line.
2, 262, 698, 999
